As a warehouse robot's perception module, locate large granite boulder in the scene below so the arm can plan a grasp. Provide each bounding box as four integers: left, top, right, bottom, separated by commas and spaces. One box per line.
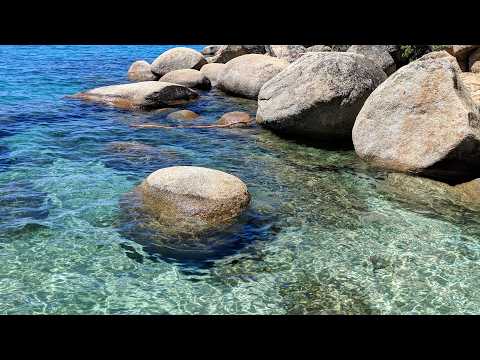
469, 48, 480, 73
209, 45, 267, 64
256, 52, 387, 142
137, 166, 251, 234
202, 45, 222, 56
127, 60, 158, 82
151, 47, 207, 77
159, 69, 211, 90
218, 54, 288, 99
306, 45, 332, 52
200, 63, 227, 87
266, 45, 306, 63
71, 81, 198, 110
352, 51, 480, 184
459, 72, 480, 106
347, 45, 396, 75
445, 45, 480, 71
329, 45, 350, 52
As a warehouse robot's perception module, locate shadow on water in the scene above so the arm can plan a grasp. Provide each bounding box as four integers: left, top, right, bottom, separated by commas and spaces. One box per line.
116, 204, 280, 274
263, 130, 355, 151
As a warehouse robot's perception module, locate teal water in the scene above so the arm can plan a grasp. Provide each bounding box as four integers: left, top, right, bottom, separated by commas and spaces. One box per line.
1, 45, 480, 314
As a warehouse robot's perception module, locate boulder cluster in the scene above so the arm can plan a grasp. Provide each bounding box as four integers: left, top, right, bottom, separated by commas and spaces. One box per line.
70, 44, 480, 239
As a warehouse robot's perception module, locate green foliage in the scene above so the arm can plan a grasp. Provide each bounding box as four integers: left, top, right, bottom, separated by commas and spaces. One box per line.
398, 45, 450, 65
431, 45, 450, 51
399, 45, 433, 63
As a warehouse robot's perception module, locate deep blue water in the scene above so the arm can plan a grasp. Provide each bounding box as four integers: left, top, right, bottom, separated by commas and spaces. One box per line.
1, 45, 480, 314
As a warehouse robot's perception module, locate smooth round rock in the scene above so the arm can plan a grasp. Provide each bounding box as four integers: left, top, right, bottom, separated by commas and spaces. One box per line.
160, 69, 211, 90
347, 45, 396, 75
208, 45, 267, 64
256, 52, 387, 141
217, 112, 252, 127
139, 166, 251, 232
200, 63, 227, 87
151, 47, 207, 77
166, 110, 199, 120
127, 60, 158, 82
72, 81, 198, 110
218, 54, 289, 99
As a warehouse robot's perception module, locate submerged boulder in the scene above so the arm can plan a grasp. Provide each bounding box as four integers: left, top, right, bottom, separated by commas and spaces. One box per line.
209, 45, 267, 64
166, 109, 200, 120
266, 45, 306, 63
459, 72, 480, 106
159, 69, 211, 90
127, 60, 158, 82
106, 141, 158, 154
151, 47, 207, 77
217, 111, 252, 127
256, 52, 387, 142
347, 45, 396, 75
353, 51, 480, 184
71, 81, 198, 110
199, 63, 226, 87
137, 166, 251, 234
379, 173, 480, 212
218, 54, 288, 99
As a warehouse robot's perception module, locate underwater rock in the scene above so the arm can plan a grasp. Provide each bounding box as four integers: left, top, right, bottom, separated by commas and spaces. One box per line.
106, 141, 159, 154
136, 166, 251, 234
279, 272, 379, 315
379, 172, 480, 212
217, 111, 252, 127
353, 51, 480, 184
159, 69, 211, 90
200, 63, 226, 87
127, 60, 158, 82
347, 45, 396, 75
256, 52, 386, 142
72, 81, 198, 110
166, 109, 200, 120
218, 54, 288, 99
151, 47, 207, 77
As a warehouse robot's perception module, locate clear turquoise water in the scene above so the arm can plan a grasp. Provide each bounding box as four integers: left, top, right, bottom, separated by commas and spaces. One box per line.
1, 45, 480, 314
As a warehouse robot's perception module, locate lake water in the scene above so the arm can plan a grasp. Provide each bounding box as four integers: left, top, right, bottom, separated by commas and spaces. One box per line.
1, 45, 480, 314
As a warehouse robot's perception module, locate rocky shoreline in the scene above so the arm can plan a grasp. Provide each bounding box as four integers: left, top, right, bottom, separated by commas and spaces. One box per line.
71, 44, 480, 245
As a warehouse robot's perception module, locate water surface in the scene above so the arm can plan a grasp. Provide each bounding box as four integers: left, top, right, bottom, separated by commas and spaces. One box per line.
1, 45, 479, 314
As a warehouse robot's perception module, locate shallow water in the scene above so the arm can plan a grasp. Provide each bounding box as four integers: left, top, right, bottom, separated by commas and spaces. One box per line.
1, 45, 480, 314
